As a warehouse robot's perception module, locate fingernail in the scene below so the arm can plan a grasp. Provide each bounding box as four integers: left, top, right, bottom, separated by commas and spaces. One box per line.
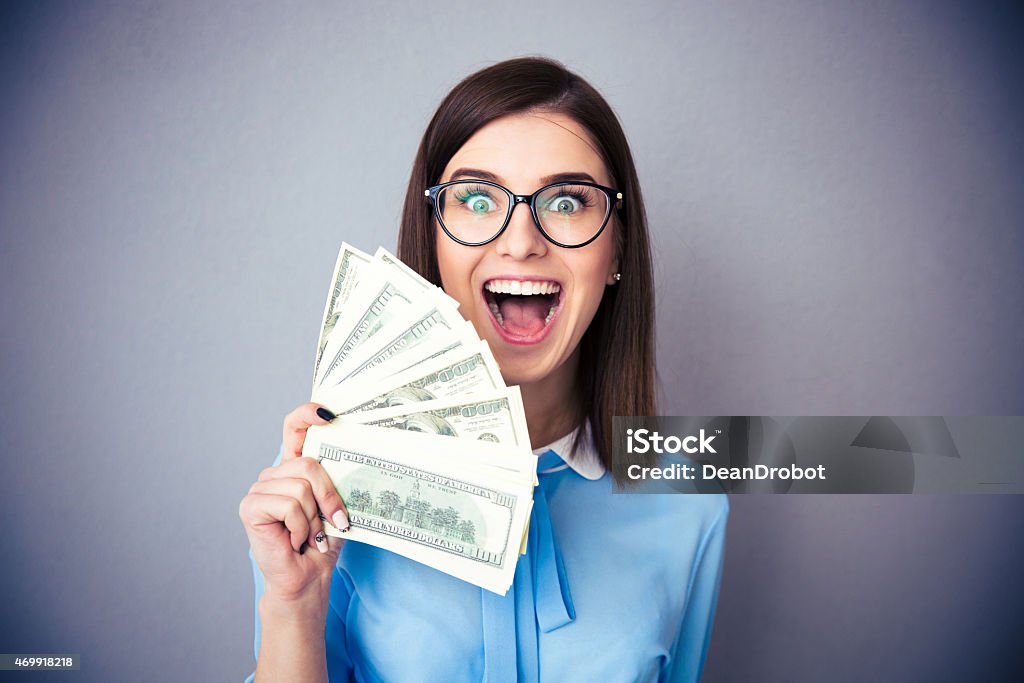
332, 510, 349, 530
316, 407, 336, 422
315, 530, 328, 554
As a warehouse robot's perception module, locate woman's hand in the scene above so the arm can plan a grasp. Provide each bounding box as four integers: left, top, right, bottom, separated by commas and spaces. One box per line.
239, 402, 350, 607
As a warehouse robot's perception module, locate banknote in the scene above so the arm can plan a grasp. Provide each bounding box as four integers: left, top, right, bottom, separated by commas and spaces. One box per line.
303, 244, 536, 592
345, 387, 530, 450
353, 336, 469, 387
313, 243, 373, 382
374, 246, 460, 311
316, 245, 461, 388
322, 304, 477, 386
314, 271, 418, 387
312, 339, 504, 415
303, 423, 534, 594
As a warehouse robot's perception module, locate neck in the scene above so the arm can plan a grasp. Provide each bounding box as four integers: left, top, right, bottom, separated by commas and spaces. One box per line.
519, 349, 581, 450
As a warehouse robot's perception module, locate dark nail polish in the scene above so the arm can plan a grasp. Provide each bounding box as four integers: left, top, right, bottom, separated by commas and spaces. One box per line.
316, 407, 336, 422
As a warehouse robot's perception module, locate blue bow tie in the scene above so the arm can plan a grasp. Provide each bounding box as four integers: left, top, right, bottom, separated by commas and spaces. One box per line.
481, 449, 577, 683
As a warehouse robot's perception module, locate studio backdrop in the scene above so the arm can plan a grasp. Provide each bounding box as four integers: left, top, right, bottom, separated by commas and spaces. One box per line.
1, 1, 1021, 681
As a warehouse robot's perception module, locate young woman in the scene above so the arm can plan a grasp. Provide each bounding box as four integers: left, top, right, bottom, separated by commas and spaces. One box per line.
240, 56, 729, 683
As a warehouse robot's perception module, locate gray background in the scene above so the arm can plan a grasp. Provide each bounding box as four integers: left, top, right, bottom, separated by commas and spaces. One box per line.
1, 1, 1022, 681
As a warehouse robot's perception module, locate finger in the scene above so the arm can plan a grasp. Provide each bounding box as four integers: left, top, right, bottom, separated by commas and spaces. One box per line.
281, 402, 336, 460
258, 457, 350, 531
247, 478, 317, 523
239, 492, 312, 552
249, 474, 336, 553
294, 489, 330, 556
311, 525, 329, 555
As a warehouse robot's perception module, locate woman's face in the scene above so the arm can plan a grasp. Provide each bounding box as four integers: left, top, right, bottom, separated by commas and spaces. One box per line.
435, 111, 619, 387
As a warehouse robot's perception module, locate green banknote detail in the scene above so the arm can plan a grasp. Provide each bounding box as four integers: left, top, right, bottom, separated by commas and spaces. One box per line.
345, 353, 499, 413
319, 282, 413, 381
339, 308, 455, 382
318, 445, 516, 566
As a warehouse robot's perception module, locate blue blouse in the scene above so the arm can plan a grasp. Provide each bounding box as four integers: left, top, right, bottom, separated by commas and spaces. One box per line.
245, 438, 729, 682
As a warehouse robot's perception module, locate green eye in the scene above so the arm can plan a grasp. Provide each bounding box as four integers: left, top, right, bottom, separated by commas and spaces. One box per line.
551, 196, 580, 214
455, 190, 498, 215
538, 185, 596, 218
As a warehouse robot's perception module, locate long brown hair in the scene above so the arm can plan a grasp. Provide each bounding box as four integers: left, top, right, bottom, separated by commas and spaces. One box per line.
397, 56, 656, 484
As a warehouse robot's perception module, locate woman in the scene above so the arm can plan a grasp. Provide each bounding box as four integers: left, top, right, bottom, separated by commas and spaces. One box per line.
240, 56, 729, 682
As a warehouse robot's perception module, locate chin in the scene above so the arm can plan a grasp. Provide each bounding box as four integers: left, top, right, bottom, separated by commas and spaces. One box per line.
485, 336, 570, 387
494, 357, 548, 386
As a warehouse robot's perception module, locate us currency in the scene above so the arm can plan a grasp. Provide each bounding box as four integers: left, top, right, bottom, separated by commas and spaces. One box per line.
313, 243, 373, 382
322, 303, 477, 386
315, 243, 461, 388
307, 244, 537, 584
303, 423, 534, 594
312, 339, 504, 415
353, 335, 469, 387
314, 270, 418, 388
375, 246, 460, 311
344, 387, 530, 451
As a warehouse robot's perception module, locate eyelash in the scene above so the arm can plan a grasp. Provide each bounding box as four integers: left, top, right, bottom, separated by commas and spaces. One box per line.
554, 188, 596, 208
454, 186, 495, 204
453, 186, 597, 207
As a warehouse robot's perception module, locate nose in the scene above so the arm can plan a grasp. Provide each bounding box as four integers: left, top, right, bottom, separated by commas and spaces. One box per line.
493, 198, 548, 260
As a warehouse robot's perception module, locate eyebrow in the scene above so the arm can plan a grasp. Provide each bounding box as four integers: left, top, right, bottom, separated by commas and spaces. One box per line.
448, 167, 599, 186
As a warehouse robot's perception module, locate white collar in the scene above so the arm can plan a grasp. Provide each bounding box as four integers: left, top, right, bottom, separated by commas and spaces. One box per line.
532, 421, 607, 480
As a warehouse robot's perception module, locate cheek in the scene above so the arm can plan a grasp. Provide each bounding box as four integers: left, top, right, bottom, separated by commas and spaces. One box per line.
434, 226, 479, 306
574, 280, 607, 328
435, 224, 459, 289
566, 236, 617, 329
566, 266, 610, 334
434, 227, 452, 288
574, 234, 617, 297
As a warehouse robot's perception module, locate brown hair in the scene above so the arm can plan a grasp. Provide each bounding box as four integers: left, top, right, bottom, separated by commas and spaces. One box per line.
397, 55, 656, 484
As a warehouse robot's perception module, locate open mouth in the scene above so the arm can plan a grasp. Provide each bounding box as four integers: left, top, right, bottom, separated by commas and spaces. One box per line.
482, 278, 562, 340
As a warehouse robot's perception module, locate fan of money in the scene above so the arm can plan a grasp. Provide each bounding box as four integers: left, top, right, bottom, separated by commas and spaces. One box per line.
302, 243, 537, 595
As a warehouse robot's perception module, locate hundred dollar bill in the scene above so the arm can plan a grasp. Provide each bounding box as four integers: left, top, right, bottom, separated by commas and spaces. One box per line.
323, 304, 477, 386
314, 270, 418, 387
313, 243, 373, 382
345, 387, 530, 450
303, 423, 534, 594
374, 246, 461, 311
354, 335, 468, 386
312, 339, 503, 414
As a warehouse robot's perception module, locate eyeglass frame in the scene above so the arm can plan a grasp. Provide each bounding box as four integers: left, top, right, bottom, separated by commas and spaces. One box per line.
424, 179, 624, 249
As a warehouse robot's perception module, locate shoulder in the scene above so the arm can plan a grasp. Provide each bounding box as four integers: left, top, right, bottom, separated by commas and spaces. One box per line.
661, 454, 729, 533
632, 483, 729, 543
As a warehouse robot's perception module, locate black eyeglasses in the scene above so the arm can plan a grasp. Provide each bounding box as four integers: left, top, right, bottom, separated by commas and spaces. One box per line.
424, 179, 623, 248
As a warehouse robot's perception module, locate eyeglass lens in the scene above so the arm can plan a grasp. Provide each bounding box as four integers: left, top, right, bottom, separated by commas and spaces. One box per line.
436, 181, 610, 246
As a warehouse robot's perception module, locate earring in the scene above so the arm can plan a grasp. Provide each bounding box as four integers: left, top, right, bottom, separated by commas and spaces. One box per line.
613, 273, 622, 281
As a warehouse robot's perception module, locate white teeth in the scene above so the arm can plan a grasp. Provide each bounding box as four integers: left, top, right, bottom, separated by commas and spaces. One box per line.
484, 279, 561, 295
